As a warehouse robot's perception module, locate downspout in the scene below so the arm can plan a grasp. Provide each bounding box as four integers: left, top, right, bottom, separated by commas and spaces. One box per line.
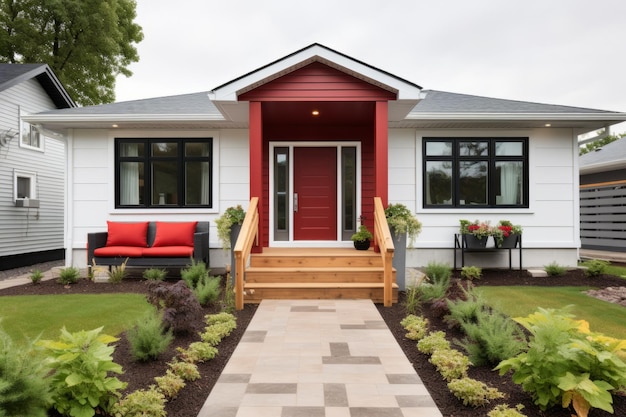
64, 130, 74, 267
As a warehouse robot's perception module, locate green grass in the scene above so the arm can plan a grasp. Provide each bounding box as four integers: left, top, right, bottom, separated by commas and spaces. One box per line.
0, 293, 152, 344
478, 286, 626, 339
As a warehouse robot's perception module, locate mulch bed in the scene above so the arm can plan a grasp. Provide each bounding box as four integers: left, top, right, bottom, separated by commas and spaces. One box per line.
1, 268, 625, 416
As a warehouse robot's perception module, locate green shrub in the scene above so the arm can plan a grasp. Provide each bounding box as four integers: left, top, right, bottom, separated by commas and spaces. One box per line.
447, 377, 504, 407
112, 386, 166, 417
416, 331, 450, 355
460, 265, 481, 281
37, 327, 127, 417
429, 348, 471, 382
496, 307, 626, 415
181, 260, 209, 288
403, 282, 421, 315
142, 268, 167, 281
168, 360, 200, 381
221, 273, 236, 312
205, 312, 236, 326
58, 266, 80, 285
487, 404, 528, 417
400, 314, 429, 341
457, 308, 527, 366
146, 280, 203, 335
127, 310, 174, 362
154, 371, 185, 399
30, 269, 44, 284
177, 342, 218, 363
0, 329, 51, 417
424, 261, 452, 285
194, 275, 222, 306
544, 261, 566, 276
201, 320, 237, 346
444, 286, 487, 329
584, 259, 609, 277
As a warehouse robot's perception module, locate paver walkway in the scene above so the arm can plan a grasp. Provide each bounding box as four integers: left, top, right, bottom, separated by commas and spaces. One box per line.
198, 299, 442, 417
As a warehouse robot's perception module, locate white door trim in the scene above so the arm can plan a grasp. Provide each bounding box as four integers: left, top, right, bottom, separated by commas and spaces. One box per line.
269, 141, 362, 247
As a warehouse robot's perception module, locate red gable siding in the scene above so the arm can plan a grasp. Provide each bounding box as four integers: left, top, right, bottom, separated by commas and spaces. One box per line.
239, 62, 396, 102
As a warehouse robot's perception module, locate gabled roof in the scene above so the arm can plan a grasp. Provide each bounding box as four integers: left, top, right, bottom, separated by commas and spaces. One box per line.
22, 43, 626, 131
0, 63, 75, 108
580, 136, 626, 174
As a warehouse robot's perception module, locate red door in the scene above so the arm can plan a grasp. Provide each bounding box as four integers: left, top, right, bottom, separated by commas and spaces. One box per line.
294, 147, 337, 240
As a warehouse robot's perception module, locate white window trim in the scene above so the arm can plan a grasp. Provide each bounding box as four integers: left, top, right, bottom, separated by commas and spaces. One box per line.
19, 118, 45, 152
14, 170, 37, 200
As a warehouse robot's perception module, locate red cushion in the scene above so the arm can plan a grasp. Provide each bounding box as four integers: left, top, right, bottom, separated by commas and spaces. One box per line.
142, 246, 194, 257
152, 221, 198, 247
94, 246, 144, 257
105, 221, 149, 247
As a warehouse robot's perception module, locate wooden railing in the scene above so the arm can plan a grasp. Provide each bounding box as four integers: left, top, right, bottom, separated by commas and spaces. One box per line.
374, 197, 395, 306
233, 197, 259, 310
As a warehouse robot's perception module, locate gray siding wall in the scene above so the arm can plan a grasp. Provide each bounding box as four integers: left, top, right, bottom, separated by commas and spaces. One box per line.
0, 78, 65, 257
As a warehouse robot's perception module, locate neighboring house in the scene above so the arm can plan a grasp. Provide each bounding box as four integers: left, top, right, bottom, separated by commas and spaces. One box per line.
0, 64, 75, 270
25, 43, 626, 270
580, 136, 626, 252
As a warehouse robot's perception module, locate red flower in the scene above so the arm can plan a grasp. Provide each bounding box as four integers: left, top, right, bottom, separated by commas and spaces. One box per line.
498, 225, 513, 237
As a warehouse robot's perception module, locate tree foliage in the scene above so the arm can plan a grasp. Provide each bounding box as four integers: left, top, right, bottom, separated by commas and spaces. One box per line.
0, 0, 143, 105
579, 131, 625, 155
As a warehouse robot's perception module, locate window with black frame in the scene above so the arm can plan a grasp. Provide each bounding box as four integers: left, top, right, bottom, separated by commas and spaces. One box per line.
423, 138, 528, 208
115, 138, 212, 208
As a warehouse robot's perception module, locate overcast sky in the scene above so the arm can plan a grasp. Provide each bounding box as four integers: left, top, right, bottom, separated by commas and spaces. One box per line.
115, 0, 626, 133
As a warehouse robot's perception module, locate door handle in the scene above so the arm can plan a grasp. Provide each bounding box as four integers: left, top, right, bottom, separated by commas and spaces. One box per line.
293, 193, 298, 212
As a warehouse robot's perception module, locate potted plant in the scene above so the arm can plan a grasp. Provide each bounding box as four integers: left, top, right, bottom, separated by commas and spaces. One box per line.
459, 219, 492, 248
494, 220, 522, 248
215, 205, 246, 281
351, 224, 373, 250
385, 203, 422, 290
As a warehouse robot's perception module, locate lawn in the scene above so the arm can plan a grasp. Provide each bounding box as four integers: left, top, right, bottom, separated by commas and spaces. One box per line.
0, 293, 152, 344
478, 286, 626, 339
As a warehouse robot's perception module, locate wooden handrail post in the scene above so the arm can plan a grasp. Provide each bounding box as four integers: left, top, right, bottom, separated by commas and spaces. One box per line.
233, 197, 259, 310
374, 197, 395, 306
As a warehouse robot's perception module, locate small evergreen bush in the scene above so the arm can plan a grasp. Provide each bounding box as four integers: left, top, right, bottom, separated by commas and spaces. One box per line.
544, 261, 566, 276
0, 329, 51, 417
447, 377, 504, 407
444, 285, 487, 329
112, 386, 166, 417
127, 310, 174, 362
584, 259, 609, 277
194, 275, 222, 306
181, 260, 209, 288
58, 266, 80, 285
143, 268, 168, 281
30, 269, 44, 284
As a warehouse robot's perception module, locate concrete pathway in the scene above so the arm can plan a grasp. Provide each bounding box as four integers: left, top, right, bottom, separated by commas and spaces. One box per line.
197, 299, 441, 417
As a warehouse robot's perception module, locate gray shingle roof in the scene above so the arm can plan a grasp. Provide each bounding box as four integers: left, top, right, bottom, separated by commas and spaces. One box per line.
413, 90, 616, 114
580, 136, 626, 168
0, 63, 75, 108
38, 91, 218, 116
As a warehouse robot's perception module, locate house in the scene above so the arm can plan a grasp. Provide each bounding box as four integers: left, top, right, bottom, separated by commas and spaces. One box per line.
580, 136, 626, 252
0, 64, 75, 270
25, 43, 626, 289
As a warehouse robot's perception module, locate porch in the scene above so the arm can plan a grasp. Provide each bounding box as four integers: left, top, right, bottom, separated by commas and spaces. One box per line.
233, 197, 397, 309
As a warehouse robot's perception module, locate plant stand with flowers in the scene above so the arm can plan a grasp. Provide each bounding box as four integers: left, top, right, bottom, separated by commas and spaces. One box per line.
454, 219, 522, 270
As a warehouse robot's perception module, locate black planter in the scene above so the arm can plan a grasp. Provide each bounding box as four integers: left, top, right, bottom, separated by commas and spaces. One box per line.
353, 239, 371, 250
463, 234, 488, 249
496, 234, 519, 249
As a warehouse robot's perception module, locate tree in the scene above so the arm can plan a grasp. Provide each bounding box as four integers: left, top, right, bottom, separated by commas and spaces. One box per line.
0, 0, 143, 105
579, 131, 626, 155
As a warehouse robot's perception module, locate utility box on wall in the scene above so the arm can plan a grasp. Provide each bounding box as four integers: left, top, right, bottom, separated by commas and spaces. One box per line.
15, 198, 40, 208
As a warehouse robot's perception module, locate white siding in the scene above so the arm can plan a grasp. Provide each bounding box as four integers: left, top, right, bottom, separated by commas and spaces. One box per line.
0, 79, 65, 258
68, 128, 251, 268
389, 127, 579, 268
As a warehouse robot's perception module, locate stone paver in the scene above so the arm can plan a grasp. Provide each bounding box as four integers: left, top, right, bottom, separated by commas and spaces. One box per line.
197, 299, 441, 417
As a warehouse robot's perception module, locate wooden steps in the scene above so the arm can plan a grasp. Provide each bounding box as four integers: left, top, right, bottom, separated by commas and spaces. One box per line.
242, 248, 397, 304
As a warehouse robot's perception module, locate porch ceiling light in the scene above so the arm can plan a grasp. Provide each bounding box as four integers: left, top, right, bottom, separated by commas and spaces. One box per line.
311, 110, 320, 116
